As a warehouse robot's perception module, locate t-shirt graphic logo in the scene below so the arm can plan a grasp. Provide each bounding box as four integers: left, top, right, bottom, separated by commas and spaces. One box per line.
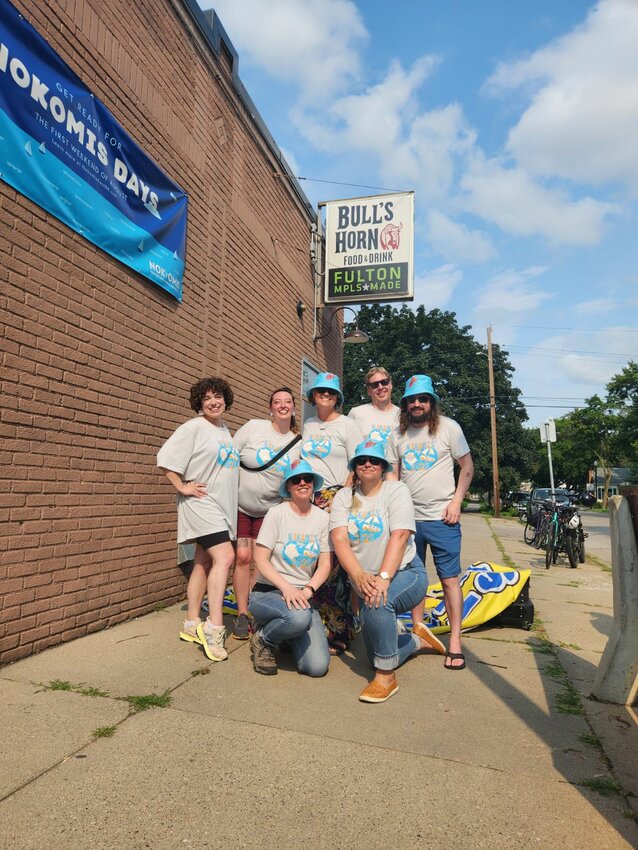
218, 442, 240, 468
368, 425, 391, 444
347, 511, 384, 544
282, 534, 321, 569
402, 443, 438, 471
301, 436, 332, 459
256, 443, 290, 472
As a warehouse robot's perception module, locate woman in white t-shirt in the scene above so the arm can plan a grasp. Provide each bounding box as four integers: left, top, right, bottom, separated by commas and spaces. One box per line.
330, 439, 444, 704
157, 377, 240, 663
249, 459, 331, 677
231, 388, 301, 641
300, 371, 363, 655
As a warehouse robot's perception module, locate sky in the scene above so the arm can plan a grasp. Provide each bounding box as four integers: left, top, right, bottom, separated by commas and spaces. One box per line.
200, 0, 638, 427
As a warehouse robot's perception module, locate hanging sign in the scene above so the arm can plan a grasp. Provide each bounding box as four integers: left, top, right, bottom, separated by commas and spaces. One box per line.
323, 190, 414, 304
0, 0, 188, 299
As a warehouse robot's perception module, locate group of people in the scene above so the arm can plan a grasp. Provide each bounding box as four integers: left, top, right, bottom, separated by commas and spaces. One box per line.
157, 366, 474, 703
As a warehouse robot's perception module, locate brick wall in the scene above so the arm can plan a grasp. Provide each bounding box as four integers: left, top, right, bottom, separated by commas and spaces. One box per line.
0, 0, 342, 663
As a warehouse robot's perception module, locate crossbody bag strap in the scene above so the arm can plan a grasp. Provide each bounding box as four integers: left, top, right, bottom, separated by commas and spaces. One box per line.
239, 433, 302, 472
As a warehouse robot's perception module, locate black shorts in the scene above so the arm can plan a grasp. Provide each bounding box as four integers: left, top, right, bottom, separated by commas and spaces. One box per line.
195, 530, 232, 550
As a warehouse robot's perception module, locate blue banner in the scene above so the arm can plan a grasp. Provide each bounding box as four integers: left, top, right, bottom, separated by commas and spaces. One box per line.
0, 0, 187, 299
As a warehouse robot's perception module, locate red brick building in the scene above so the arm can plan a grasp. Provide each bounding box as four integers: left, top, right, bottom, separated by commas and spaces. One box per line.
0, 0, 341, 663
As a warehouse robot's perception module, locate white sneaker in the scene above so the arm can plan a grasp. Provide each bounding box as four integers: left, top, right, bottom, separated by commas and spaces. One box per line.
196, 622, 228, 661
179, 618, 202, 644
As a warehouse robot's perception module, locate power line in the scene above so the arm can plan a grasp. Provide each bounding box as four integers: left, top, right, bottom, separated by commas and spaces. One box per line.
523, 404, 585, 409
497, 324, 638, 335
274, 172, 401, 193
519, 395, 589, 400
507, 344, 636, 358
505, 350, 631, 366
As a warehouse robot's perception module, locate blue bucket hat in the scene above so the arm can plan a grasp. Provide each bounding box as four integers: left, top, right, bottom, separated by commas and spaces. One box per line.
308, 372, 344, 406
348, 439, 392, 473
279, 458, 324, 500
401, 374, 440, 402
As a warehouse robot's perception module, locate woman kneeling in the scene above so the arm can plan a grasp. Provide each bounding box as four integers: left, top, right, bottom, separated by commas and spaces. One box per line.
249, 460, 331, 677
330, 439, 443, 703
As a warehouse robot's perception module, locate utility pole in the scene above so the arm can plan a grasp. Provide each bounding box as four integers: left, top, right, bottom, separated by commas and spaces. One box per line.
487, 326, 500, 517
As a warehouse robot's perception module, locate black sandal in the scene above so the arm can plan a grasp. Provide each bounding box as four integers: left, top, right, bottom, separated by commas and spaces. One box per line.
444, 651, 466, 670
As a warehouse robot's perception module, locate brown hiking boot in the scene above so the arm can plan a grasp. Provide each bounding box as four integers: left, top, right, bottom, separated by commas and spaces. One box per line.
250, 630, 277, 675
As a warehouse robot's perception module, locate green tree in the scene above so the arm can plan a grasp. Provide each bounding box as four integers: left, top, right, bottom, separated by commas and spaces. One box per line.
343, 304, 537, 496
531, 361, 638, 504
531, 395, 618, 493
606, 360, 638, 474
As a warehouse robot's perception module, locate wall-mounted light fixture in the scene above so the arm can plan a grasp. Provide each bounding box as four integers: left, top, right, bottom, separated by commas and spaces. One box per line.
296, 300, 306, 319
313, 306, 369, 345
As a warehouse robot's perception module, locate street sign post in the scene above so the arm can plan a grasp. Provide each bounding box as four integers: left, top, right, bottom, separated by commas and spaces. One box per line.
540, 419, 557, 498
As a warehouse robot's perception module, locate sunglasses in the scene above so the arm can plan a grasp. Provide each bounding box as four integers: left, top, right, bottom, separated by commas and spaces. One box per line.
367, 378, 390, 389
407, 394, 432, 405
316, 388, 338, 397
354, 455, 383, 467
289, 474, 314, 485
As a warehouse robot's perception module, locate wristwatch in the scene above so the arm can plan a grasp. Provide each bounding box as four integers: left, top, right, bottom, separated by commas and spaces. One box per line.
379, 571, 391, 581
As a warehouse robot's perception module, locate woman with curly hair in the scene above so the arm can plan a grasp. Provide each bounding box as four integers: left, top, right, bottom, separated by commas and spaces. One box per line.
157, 377, 240, 662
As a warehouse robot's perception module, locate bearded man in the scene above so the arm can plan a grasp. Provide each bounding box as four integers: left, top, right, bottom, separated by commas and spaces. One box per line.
395, 375, 474, 670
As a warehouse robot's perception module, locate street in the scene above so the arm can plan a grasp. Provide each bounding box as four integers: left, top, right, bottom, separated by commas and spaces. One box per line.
580, 510, 613, 565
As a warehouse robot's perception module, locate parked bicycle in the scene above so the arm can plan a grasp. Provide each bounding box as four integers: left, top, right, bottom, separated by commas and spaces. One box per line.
543, 501, 561, 569
543, 501, 587, 568
523, 501, 552, 549
560, 504, 587, 567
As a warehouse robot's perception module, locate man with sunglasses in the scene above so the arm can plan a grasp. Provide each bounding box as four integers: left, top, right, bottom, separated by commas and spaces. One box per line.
396, 375, 474, 670
348, 367, 400, 477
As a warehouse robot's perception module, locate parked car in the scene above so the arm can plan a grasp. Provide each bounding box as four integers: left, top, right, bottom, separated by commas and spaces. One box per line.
527, 488, 574, 524
576, 492, 596, 507
502, 490, 530, 512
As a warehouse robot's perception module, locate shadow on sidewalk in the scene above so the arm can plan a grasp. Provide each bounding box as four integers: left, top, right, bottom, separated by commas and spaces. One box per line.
463, 634, 637, 846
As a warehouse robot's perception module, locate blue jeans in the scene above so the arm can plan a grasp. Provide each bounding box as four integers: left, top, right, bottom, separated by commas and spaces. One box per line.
414, 520, 462, 580
359, 558, 427, 671
249, 590, 330, 678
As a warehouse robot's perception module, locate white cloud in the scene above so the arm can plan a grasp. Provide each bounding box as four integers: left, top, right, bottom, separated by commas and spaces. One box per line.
205, 0, 624, 254
459, 153, 615, 245
292, 57, 440, 159
525, 330, 635, 387
486, 0, 638, 194
203, 0, 367, 101
296, 55, 615, 248
413, 265, 462, 311
471, 267, 551, 335
426, 210, 495, 263
574, 297, 616, 315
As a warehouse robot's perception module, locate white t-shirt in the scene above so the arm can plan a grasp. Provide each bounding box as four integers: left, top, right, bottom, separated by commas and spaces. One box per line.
255, 501, 331, 588
330, 480, 416, 582
395, 416, 470, 521
301, 414, 363, 488
157, 416, 240, 543
348, 403, 400, 467
234, 419, 301, 517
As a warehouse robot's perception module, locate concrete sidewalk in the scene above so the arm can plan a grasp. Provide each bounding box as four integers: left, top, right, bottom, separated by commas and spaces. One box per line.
1, 512, 636, 850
